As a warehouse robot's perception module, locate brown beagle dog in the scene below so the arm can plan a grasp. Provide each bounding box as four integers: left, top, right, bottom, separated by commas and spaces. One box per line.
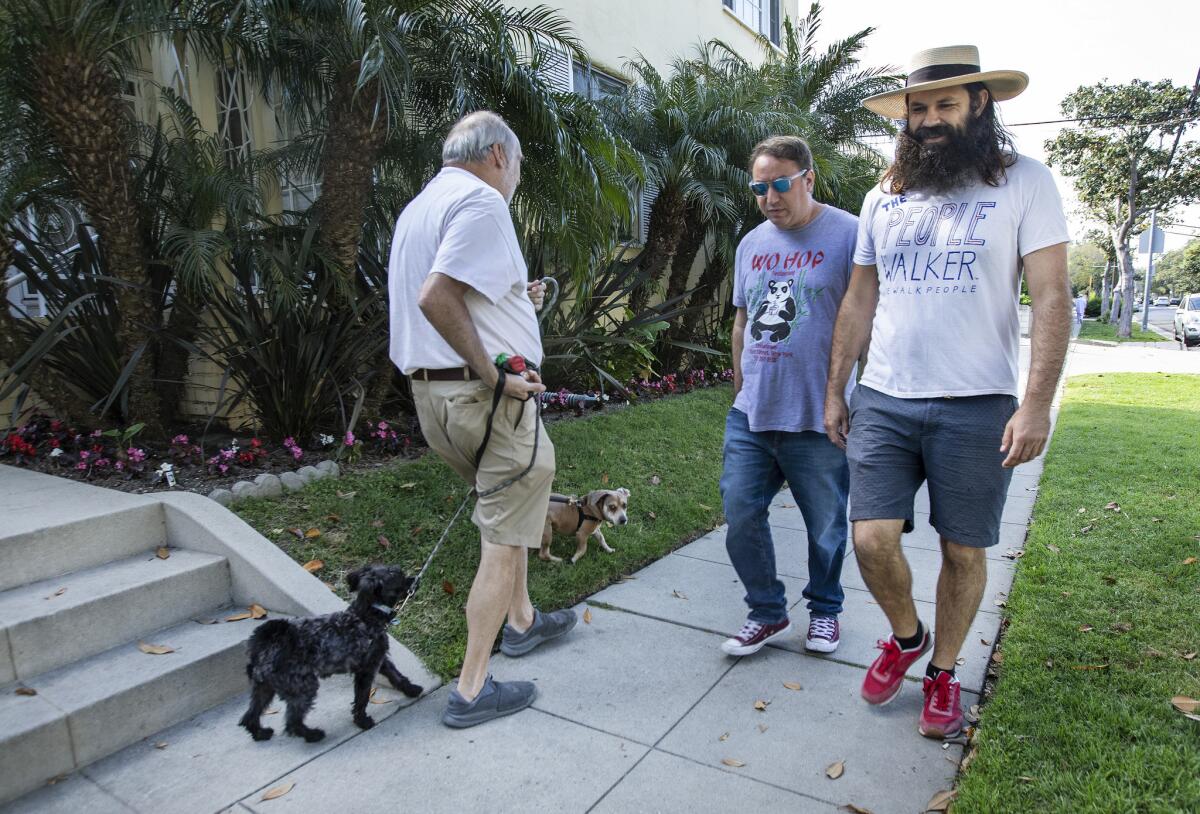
540, 488, 630, 563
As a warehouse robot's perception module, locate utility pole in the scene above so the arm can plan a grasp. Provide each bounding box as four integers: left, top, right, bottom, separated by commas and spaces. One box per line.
1140, 209, 1157, 332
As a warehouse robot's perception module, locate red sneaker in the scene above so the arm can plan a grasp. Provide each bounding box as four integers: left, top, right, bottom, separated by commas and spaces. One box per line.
919, 670, 964, 738
720, 618, 793, 656
860, 630, 931, 705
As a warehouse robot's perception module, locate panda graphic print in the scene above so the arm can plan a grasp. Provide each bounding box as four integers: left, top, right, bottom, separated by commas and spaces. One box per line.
731, 206, 859, 433
750, 278, 797, 343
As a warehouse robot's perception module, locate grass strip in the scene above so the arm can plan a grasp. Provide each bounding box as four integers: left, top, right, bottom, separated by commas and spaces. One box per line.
234, 386, 731, 678
955, 374, 1200, 812
1078, 321, 1168, 342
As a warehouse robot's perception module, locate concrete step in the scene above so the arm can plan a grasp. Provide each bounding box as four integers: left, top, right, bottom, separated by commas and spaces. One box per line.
0, 605, 277, 804
0, 549, 231, 682
0, 502, 165, 593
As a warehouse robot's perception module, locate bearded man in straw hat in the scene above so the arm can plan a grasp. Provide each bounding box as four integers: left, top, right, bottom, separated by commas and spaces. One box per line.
823, 46, 1071, 739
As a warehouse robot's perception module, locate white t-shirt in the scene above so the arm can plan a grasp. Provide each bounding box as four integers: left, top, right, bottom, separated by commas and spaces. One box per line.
388, 167, 541, 375
853, 154, 1069, 398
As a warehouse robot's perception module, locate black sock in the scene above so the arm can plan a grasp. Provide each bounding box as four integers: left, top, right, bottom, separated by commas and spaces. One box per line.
895, 621, 926, 651
926, 662, 955, 680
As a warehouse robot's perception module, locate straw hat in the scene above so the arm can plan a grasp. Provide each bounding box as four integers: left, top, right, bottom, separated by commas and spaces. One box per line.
863, 45, 1028, 119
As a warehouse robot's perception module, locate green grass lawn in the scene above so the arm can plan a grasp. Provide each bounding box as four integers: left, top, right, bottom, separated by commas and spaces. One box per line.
955, 374, 1200, 812
233, 386, 732, 678
1078, 320, 1168, 342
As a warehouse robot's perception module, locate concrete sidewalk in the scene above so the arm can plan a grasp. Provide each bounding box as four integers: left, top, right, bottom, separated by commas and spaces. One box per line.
8, 339, 1197, 814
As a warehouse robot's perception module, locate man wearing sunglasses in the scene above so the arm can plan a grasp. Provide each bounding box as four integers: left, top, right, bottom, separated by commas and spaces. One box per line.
719, 136, 860, 659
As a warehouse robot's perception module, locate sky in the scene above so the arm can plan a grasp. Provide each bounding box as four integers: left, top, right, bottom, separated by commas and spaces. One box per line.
816, 0, 1200, 257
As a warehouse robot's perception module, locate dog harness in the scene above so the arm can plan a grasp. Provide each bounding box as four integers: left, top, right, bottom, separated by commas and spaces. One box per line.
549, 495, 602, 533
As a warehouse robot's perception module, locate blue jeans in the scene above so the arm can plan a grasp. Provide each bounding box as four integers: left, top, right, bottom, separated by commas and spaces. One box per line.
719, 407, 849, 623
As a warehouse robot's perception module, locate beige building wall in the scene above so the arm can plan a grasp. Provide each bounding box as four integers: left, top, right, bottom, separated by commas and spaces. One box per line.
508, 0, 801, 77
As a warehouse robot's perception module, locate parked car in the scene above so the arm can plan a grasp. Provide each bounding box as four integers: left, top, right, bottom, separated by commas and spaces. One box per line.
1155, 296, 1170, 307
1170, 296, 1180, 306
1175, 294, 1200, 349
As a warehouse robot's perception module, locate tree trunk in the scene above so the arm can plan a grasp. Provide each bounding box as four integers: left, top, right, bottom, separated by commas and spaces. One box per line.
314, 70, 387, 280
1112, 225, 1136, 338
657, 203, 707, 369
628, 187, 686, 315
677, 240, 733, 369
34, 53, 163, 433
1099, 260, 1111, 321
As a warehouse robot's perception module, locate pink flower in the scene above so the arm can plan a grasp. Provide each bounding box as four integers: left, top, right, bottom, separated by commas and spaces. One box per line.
75, 462, 87, 470
114, 461, 125, 471
378, 421, 388, 430
344, 431, 355, 446
127, 447, 146, 463
79, 450, 90, 460
172, 434, 190, 445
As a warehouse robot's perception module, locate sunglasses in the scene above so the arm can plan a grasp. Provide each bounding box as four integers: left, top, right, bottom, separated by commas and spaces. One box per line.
748, 169, 809, 197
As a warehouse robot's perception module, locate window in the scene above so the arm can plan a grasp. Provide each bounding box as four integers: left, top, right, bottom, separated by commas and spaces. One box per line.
217, 64, 254, 165
723, 0, 781, 45
572, 62, 626, 102
272, 101, 321, 217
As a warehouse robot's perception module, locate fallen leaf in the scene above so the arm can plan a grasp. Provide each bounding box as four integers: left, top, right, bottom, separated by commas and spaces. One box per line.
1182, 652, 1197, 661
154, 742, 168, 749
442, 580, 455, 595
1145, 648, 1165, 658
411, 527, 423, 536
994, 599, 1007, 608
264, 708, 279, 715
601, 473, 609, 485
196, 618, 218, 625
15, 687, 36, 696
783, 682, 802, 691
302, 559, 324, 573
1172, 696, 1199, 714
721, 758, 745, 768
1102, 575, 1117, 585
287, 527, 304, 540
304, 528, 321, 539
671, 590, 688, 600
842, 805, 874, 814
1079, 525, 1094, 534
371, 518, 385, 528
697, 504, 713, 511
1017, 775, 1035, 783
1152, 517, 1163, 523
758, 724, 768, 733
1111, 622, 1133, 633
156, 546, 170, 560
378, 535, 391, 549
1071, 663, 1110, 671
225, 611, 253, 622
261, 782, 295, 801
650, 475, 661, 485
369, 694, 394, 705
1079, 624, 1094, 632
955, 657, 966, 666
1104, 502, 1121, 512
968, 704, 981, 719
137, 642, 175, 655
718, 732, 730, 742
325, 514, 341, 523
753, 700, 769, 711
48, 587, 66, 598
980, 638, 991, 646
250, 604, 267, 619
825, 760, 845, 780
1183, 557, 1198, 566
1183, 712, 1200, 723
336, 490, 357, 499
400, 482, 416, 490
991, 651, 1004, 664
271, 528, 284, 535
1077, 507, 1087, 514
1003, 548, 1024, 559
1045, 659, 1055, 669
583, 608, 592, 624
925, 789, 957, 812
647, 511, 657, 520
1047, 544, 1061, 554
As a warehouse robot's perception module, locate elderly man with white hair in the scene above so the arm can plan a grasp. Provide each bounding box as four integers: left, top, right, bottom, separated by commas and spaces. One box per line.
388, 110, 576, 728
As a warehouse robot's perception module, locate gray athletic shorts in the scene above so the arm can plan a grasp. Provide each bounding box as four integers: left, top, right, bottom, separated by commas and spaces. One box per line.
846, 385, 1018, 548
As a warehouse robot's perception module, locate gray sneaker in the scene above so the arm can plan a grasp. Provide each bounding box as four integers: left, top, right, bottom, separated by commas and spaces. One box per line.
500, 608, 578, 657
441, 675, 536, 728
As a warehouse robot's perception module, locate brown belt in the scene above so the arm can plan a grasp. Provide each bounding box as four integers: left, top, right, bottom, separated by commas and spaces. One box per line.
410, 367, 479, 382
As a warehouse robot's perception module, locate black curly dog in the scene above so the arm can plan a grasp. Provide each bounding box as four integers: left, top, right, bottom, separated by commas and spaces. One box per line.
238, 564, 423, 743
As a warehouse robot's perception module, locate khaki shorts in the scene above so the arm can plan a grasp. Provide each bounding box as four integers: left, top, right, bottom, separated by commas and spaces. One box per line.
411, 379, 554, 548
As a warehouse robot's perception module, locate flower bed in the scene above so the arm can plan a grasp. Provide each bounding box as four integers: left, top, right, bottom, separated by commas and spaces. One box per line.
1, 368, 734, 495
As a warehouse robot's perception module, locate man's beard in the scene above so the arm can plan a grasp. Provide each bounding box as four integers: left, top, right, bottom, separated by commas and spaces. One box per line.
890, 118, 990, 194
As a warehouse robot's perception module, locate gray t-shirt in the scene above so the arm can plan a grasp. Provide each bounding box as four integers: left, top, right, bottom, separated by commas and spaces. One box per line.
853, 154, 1069, 398
732, 205, 858, 433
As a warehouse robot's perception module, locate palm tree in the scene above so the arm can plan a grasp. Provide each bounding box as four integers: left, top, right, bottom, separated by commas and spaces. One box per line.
1, 0, 174, 431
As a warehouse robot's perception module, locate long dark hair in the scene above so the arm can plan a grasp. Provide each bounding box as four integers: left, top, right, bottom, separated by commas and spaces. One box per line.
881, 82, 1017, 194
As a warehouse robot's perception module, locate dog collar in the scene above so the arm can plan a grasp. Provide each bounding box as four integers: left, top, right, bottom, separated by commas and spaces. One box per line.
371, 603, 397, 619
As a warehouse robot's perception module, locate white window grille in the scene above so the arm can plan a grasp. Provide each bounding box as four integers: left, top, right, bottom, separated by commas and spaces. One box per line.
217, 64, 254, 164
572, 62, 626, 102
639, 180, 659, 245
537, 43, 573, 92
723, 0, 781, 45
119, 72, 152, 123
